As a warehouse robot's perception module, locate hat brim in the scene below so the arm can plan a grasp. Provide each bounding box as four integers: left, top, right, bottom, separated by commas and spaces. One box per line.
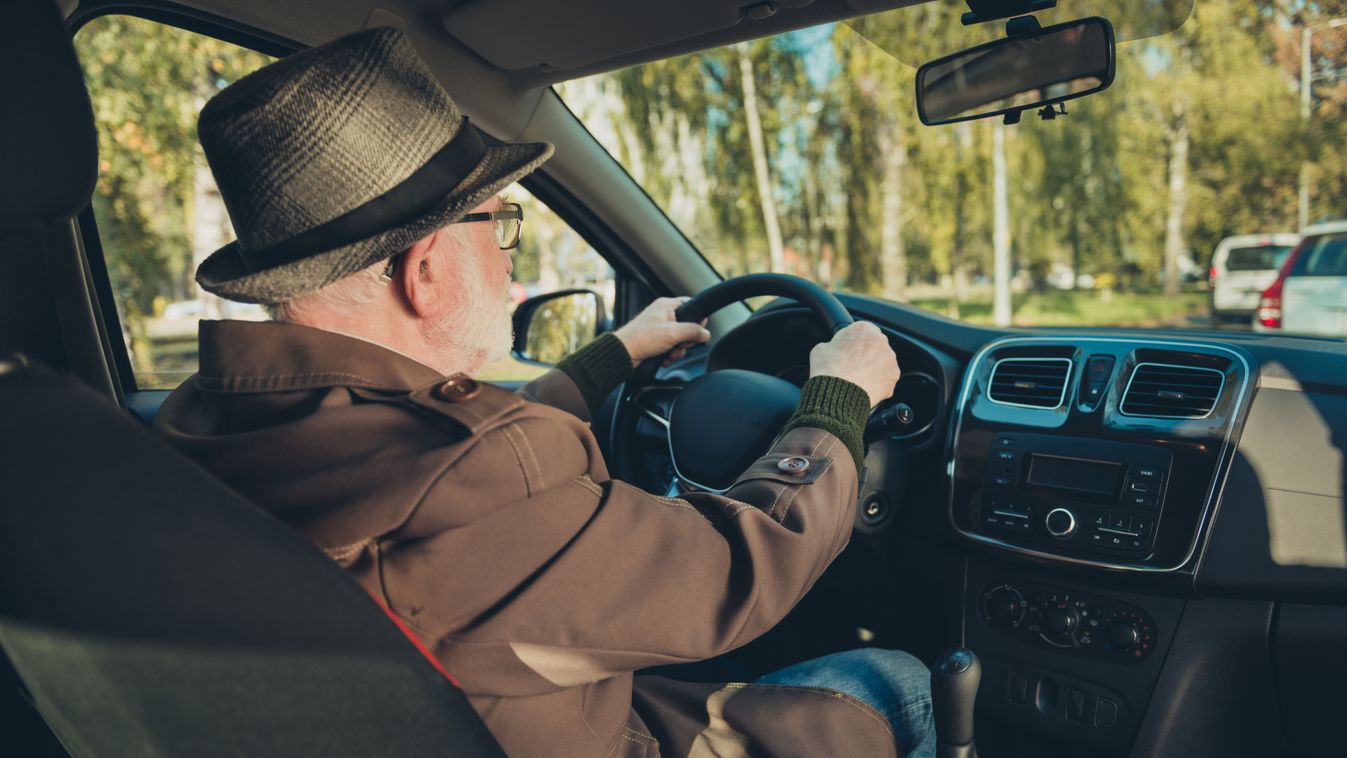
196, 140, 554, 304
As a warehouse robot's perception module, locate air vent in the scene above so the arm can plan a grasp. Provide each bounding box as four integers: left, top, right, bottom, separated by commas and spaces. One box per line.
988, 358, 1072, 409
1121, 363, 1225, 419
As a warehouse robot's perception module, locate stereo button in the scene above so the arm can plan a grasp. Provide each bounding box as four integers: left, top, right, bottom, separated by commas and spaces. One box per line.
1133, 467, 1162, 481
1124, 493, 1157, 510
993, 450, 1019, 463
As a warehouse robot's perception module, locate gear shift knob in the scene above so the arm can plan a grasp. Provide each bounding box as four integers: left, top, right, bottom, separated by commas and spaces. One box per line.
931, 647, 981, 758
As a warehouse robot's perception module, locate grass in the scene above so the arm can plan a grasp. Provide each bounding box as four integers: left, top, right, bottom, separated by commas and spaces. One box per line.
909, 289, 1210, 328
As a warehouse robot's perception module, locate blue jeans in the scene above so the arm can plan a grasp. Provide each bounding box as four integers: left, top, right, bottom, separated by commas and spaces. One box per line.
754, 648, 935, 758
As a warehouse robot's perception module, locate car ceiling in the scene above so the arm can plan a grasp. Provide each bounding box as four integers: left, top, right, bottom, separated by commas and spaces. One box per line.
111, 0, 922, 93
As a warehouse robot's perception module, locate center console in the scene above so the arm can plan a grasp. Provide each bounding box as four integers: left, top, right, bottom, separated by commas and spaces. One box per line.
946, 336, 1257, 754
949, 337, 1253, 572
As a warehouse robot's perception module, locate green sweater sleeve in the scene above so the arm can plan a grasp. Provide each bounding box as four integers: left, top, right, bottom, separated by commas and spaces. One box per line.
555, 332, 635, 417
778, 375, 871, 472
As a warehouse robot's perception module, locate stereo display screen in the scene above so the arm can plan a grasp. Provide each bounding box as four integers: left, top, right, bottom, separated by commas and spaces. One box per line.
1026, 454, 1122, 496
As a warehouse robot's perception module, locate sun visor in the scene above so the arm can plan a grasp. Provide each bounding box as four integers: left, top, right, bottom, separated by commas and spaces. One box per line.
846, 0, 1195, 67
443, 0, 822, 72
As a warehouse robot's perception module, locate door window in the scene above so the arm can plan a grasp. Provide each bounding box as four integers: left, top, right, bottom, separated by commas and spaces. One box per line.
77, 16, 614, 388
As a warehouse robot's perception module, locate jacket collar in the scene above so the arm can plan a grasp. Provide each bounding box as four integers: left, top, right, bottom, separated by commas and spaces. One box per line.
194, 320, 444, 394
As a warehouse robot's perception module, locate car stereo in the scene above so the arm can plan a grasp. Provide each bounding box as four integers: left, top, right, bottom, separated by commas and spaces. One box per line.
976, 432, 1173, 558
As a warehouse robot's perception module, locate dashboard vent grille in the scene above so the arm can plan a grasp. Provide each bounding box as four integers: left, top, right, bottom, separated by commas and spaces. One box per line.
1121, 363, 1225, 419
988, 358, 1072, 409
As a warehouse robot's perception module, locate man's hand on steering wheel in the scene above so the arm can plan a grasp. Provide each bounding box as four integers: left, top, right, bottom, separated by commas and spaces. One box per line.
614, 297, 712, 368
809, 321, 901, 408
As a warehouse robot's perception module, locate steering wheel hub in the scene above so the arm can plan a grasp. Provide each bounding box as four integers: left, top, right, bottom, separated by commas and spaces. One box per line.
668, 369, 801, 491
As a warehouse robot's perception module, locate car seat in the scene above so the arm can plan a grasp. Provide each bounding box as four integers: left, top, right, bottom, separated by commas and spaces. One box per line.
0, 1, 504, 755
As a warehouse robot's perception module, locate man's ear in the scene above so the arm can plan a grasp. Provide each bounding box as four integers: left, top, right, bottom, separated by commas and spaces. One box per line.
397, 230, 449, 319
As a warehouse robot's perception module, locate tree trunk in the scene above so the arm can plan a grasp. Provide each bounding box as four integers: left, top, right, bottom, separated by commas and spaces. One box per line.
1070, 215, 1082, 291
1163, 102, 1189, 298
737, 43, 785, 273
879, 126, 907, 301
992, 120, 1013, 327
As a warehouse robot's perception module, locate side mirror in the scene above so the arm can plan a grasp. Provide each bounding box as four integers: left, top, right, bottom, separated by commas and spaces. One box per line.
511, 289, 611, 366
916, 17, 1115, 126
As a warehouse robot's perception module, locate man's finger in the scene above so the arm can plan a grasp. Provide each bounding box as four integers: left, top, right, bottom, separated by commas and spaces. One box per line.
668, 322, 711, 343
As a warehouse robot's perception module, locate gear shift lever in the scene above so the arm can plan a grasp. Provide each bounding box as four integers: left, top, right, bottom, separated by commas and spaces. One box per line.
931, 647, 981, 758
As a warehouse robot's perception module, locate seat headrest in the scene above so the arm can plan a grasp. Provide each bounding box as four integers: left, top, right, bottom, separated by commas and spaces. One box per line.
0, 0, 98, 237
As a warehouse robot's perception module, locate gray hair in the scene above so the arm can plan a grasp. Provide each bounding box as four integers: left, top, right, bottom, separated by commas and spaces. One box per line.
266, 224, 476, 322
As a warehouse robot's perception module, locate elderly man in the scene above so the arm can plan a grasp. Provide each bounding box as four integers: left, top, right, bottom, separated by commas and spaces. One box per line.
154, 27, 934, 758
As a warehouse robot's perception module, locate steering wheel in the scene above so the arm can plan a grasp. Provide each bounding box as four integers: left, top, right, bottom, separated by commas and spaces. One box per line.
609, 273, 853, 493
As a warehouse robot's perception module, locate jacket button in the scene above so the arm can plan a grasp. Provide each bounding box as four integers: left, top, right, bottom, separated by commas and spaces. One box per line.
777, 456, 810, 474
434, 376, 481, 402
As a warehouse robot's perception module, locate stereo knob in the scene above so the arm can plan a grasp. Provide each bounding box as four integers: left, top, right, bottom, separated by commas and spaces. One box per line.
1045, 508, 1077, 539
1107, 620, 1139, 650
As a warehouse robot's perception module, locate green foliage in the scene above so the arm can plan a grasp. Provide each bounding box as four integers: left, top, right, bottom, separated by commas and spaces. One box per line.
560, 0, 1346, 325
76, 16, 271, 371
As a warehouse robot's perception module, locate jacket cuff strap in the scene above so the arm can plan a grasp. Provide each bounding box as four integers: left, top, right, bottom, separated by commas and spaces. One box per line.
555, 332, 635, 416
779, 375, 871, 472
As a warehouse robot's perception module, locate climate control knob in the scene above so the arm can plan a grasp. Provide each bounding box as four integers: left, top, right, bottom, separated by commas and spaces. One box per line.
1043, 605, 1079, 636
985, 590, 1018, 623
1045, 508, 1077, 539
1107, 620, 1139, 650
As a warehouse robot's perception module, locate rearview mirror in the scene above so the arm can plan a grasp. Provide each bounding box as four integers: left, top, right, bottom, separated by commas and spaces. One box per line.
916, 17, 1115, 126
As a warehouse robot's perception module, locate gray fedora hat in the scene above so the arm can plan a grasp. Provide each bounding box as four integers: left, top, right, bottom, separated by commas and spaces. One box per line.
195, 27, 553, 304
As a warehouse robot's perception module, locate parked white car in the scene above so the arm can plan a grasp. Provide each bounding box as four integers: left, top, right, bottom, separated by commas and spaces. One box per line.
1209, 233, 1299, 322
1256, 221, 1347, 336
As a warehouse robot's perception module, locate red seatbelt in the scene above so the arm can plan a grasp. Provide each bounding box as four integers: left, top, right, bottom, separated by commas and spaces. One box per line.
370, 595, 462, 688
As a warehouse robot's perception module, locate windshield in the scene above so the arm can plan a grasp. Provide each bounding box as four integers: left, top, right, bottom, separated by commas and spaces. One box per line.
1295, 233, 1347, 275
1226, 246, 1294, 271
556, 2, 1347, 339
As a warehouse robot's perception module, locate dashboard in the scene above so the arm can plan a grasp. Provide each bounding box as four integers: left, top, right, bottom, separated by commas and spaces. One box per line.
690, 296, 1347, 756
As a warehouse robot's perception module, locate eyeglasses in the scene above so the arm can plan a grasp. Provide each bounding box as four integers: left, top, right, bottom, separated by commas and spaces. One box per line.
452, 202, 524, 250
380, 202, 524, 285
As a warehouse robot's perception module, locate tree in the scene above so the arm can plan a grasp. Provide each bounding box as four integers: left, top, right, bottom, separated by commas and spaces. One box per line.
737, 42, 786, 273
77, 17, 270, 372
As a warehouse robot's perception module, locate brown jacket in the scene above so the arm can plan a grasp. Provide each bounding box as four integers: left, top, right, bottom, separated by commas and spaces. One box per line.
154, 320, 899, 757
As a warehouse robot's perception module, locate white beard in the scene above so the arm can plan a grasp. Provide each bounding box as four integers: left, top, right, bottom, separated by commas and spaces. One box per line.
426, 250, 514, 375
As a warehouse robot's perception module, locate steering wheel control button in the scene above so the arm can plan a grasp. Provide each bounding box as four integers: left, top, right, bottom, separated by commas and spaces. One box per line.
777, 456, 810, 474
434, 376, 481, 403
1045, 508, 1077, 539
